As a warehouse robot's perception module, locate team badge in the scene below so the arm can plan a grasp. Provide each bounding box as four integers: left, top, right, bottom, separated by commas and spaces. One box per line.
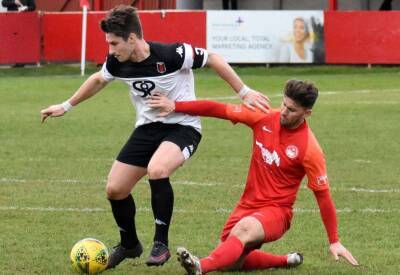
285, 145, 298, 159
156, 62, 166, 73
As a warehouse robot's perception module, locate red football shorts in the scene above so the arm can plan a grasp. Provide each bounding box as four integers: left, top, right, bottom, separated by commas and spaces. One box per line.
220, 204, 292, 243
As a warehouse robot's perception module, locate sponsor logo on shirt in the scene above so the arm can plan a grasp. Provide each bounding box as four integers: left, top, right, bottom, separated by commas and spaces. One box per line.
132, 80, 155, 97
316, 175, 328, 185
256, 140, 280, 166
285, 145, 298, 159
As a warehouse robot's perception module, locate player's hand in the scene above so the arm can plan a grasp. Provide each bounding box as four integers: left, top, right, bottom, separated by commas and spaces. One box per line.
242, 90, 270, 113
40, 104, 67, 123
329, 242, 359, 266
147, 93, 175, 117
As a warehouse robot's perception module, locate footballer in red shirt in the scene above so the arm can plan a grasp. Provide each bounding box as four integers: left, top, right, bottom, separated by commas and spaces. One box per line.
149, 80, 358, 274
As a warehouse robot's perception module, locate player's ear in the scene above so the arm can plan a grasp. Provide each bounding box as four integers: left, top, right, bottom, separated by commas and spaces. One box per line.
128, 33, 137, 43
304, 109, 312, 118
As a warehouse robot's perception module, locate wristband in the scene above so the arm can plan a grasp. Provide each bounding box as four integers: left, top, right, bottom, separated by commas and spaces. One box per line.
238, 85, 250, 99
61, 101, 73, 112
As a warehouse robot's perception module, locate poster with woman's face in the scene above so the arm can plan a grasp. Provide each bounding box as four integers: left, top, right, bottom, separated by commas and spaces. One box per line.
207, 11, 324, 63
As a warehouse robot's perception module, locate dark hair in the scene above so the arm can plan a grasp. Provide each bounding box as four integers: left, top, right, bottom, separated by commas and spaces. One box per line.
100, 5, 143, 40
284, 79, 318, 109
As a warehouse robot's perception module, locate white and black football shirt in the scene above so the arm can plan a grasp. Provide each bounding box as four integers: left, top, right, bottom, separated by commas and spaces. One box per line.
101, 42, 208, 133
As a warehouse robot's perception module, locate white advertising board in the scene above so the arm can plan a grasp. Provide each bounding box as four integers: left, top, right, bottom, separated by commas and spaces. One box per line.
207, 11, 324, 63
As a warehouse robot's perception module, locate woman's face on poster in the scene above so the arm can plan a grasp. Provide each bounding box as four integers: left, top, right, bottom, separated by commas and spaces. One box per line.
293, 19, 308, 42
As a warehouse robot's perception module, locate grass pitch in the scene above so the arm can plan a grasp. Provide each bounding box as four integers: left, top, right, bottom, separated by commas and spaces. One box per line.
0, 64, 399, 274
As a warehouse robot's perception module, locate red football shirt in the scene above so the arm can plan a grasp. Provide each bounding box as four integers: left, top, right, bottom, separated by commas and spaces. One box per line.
175, 101, 329, 210
225, 104, 329, 210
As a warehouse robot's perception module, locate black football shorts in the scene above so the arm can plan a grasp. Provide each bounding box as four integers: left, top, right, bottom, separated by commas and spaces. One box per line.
116, 122, 201, 167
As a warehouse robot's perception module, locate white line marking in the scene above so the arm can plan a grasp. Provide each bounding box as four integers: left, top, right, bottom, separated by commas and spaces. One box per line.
1, 178, 399, 193
353, 159, 372, 164
0, 206, 399, 214
349, 188, 399, 193
175, 181, 219, 186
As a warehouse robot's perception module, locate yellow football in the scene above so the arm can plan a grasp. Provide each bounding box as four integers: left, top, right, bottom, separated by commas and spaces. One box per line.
70, 238, 109, 274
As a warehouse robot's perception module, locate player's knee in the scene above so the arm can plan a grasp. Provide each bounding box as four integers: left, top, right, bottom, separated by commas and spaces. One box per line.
230, 217, 263, 245
147, 164, 169, 179
231, 222, 251, 242
106, 181, 127, 199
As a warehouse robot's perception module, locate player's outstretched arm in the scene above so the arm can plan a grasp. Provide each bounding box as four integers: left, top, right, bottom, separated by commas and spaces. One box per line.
40, 71, 108, 123
313, 190, 359, 266
148, 93, 229, 120
329, 242, 359, 266
206, 52, 270, 112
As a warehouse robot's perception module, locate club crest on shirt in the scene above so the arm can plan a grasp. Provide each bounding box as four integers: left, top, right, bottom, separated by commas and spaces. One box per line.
156, 62, 166, 73
285, 145, 298, 159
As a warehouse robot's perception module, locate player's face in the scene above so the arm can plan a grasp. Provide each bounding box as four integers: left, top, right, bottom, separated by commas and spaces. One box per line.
105, 33, 135, 62
280, 96, 311, 129
293, 19, 307, 43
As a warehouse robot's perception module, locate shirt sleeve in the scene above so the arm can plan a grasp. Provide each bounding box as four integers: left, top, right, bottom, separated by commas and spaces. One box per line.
174, 101, 266, 127
225, 104, 269, 127
303, 129, 330, 191
180, 43, 208, 70
101, 62, 114, 82
313, 189, 339, 244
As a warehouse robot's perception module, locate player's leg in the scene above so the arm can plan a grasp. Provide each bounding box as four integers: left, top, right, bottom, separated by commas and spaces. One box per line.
146, 124, 201, 266
205, 217, 265, 272
106, 124, 157, 269
177, 216, 263, 274
145, 141, 186, 266
239, 207, 302, 270
242, 250, 303, 270
106, 161, 147, 269
177, 207, 297, 274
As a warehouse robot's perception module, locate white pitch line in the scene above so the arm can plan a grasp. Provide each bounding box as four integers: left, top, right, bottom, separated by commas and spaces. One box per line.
0, 206, 399, 214
175, 181, 219, 186
1, 178, 399, 193
353, 159, 372, 164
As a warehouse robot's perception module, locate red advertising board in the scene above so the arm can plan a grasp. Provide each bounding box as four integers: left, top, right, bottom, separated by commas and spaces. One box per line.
325, 11, 400, 64
41, 11, 205, 64
42, 13, 82, 62
0, 12, 41, 64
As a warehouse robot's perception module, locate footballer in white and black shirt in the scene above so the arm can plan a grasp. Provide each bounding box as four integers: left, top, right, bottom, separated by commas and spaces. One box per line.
102, 42, 207, 133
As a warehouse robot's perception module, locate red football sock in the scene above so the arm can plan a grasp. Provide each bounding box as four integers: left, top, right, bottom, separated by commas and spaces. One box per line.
242, 250, 287, 270
200, 236, 244, 273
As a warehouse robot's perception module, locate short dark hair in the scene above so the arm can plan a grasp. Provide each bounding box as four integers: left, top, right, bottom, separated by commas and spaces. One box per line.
283, 79, 318, 109
100, 5, 143, 40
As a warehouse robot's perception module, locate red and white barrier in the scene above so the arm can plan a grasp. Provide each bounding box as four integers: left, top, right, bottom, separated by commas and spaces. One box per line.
1, 10, 400, 65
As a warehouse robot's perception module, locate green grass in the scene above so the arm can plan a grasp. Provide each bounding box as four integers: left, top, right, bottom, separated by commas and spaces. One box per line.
0, 65, 399, 274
